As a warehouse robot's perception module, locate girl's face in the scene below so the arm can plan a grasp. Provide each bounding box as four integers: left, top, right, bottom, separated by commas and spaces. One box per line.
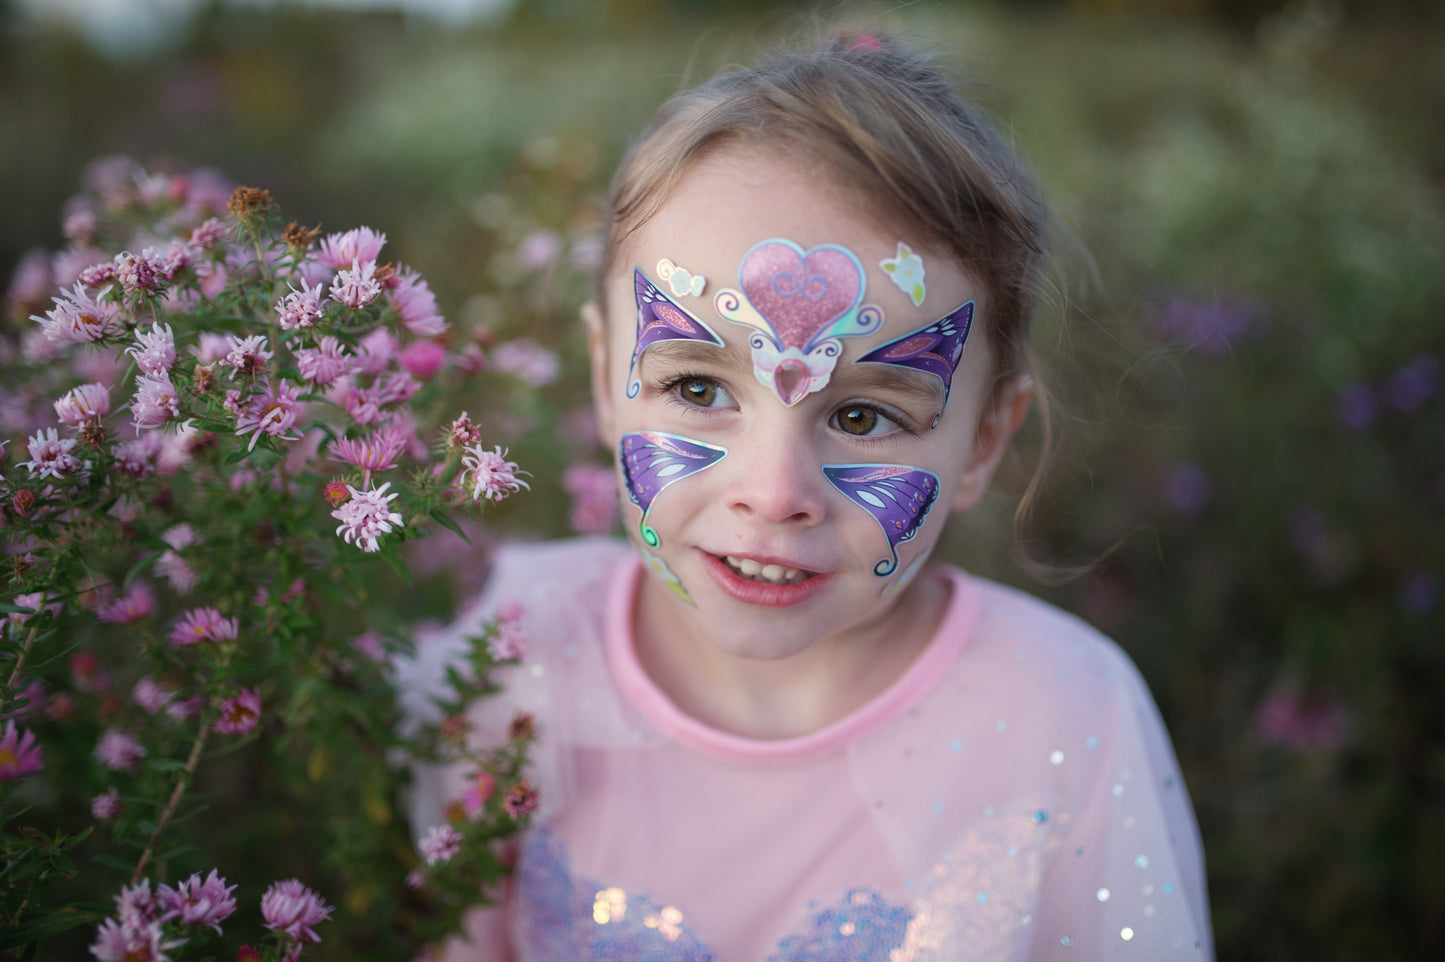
587, 148, 1028, 666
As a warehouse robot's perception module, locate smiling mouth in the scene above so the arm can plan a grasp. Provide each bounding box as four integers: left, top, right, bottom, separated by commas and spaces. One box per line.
720, 555, 816, 585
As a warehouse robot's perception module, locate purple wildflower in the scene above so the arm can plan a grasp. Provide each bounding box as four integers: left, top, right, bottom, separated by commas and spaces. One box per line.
388, 266, 446, 336
158, 869, 237, 933
19, 427, 82, 480
214, 688, 261, 735
504, 778, 540, 820
276, 278, 326, 331
112, 249, 168, 297
260, 879, 334, 945
398, 339, 446, 379
168, 607, 239, 645
491, 338, 559, 387
92, 786, 121, 820
331, 482, 404, 553
127, 322, 177, 376
55, 381, 112, 427
88, 916, 179, 962
562, 462, 618, 534
329, 427, 406, 483
98, 583, 154, 623
94, 728, 146, 771
419, 824, 464, 866
133, 676, 171, 714
330, 258, 382, 309
0, 721, 44, 780
353, 327, 397, 374
294, 335, 353, 386
460, 444, 530, 503
157, 524, 197, 594
341, 383, 387, 426
131, 373, 180, 430
219, 334, 273, 380
31, 282, 121, 344
318, 227, 386, 271
233, 380, 303, 452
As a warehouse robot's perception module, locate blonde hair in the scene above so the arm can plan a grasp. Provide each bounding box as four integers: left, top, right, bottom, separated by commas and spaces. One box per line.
600, 28, 1063, 570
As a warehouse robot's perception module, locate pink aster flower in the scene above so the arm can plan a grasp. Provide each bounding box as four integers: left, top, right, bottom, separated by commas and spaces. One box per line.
329, 426, 406, 485
94, 728, 146, 771
131, 373, 180, 430
331, 481, 404, 553
54, 382, 112, 426
459, 444, 530, 503
31, 282, 121, 344
419, 824, 463, 866
0, 720, 43, 780
318, 227, 386, 271
461, 770, 496, 816
127, 322, 177, 376
387, 266, 446, 336
489, 604, 527, 661
168, 607, 239, 645
490, 338, 559, 387
133, 676, 171, 714
353, 327, 397, 375
157, 524, 197, 594
562, 462, 618, 535
98, 583, 154, 623
276, 277, 326, 331
446, 412, 481, 449
158, 869, 237, 933
504, 778, 540, 820
341, 382, 386, 426
214, 688, 261, 735
189, 217, 227, 249
112, 248, 169, 297
517, 229, 560, 271
260, 879, 334, 945
294, 335, 353, 386
112, 436, 158, 478
192, 332, 231, 364
115, 878, 163, 928
330, 258, 382, 309
233, 380, 303, 452
92, 786, 121, 820
398, 339, 446, 379
88, 917, 180, 962
220, 334, 273, 380
19, 427, 82, 480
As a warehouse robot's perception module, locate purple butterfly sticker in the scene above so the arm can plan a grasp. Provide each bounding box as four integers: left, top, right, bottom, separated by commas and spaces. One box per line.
627, 268, 725, 398
823, 463, 940, 576
619, 431, 727, 547
855, 300, 973, 428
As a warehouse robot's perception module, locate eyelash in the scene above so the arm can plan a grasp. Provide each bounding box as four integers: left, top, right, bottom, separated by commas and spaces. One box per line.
655, 371, 921, 443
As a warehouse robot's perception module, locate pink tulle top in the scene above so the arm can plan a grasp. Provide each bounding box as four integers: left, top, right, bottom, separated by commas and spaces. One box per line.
399, 538, 1213, 961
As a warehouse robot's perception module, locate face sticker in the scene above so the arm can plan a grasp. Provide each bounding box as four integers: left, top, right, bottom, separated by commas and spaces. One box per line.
639, 546, 695, 605
854, 300, 973, 429
656, 258, 706, 298
822, 463, 940, 577
714, 239, 883, 406
880, 242, 927, 307
619, 431, 727, 549
627, 268, 725, 399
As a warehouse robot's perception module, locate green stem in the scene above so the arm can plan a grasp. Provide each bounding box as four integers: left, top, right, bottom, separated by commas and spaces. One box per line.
5, 591, 49, 690
131, 711, 213, 884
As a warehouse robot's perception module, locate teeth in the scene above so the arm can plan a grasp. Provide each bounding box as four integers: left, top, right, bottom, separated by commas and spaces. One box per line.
723, 556, 809, 585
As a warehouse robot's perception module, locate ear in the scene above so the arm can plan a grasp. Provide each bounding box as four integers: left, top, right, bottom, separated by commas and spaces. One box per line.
950, 376, 1033, 513
582, 300, 617, 449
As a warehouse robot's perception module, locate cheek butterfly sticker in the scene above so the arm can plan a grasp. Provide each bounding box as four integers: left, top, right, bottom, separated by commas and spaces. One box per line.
619, 431, 727, 550
822, 463, 940, 577
714, 238, 884, 406
855, 300, 974, 429
627, 267, 725, 398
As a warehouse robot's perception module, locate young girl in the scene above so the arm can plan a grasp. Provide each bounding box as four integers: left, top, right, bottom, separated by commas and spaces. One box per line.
403, 29, 1212, 961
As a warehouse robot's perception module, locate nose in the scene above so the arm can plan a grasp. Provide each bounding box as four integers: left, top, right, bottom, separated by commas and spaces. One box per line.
723, 420, 827, 526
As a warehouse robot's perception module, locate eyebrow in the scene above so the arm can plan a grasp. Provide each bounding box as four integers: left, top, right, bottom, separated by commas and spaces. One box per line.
638, 338, 750, 374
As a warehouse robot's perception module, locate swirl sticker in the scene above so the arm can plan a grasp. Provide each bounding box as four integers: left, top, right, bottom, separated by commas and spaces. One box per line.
627, 268, 725, 399
823, 463, 940, 577
656, 258, 706, 298
714, 239, 883, 406
619, 431, 727, 548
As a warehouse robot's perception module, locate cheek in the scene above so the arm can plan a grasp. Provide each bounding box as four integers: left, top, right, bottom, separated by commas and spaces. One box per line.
822, 463, 941, 577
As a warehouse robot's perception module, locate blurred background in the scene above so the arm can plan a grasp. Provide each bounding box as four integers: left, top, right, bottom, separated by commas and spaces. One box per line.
3, 0, 1443, 958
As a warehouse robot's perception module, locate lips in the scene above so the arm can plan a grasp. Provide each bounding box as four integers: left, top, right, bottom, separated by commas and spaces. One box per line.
700, 552, 830, 608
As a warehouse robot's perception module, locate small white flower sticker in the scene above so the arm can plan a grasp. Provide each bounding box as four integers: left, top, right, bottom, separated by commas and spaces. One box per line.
880, 242, 926, 307
657, 258, 706, 298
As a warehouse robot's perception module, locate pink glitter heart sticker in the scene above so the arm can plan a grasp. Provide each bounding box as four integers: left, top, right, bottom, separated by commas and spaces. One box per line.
738, 240, 865, 352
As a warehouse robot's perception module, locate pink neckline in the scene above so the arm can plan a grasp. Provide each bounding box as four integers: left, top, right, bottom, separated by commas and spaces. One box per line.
603, 555, 980, 765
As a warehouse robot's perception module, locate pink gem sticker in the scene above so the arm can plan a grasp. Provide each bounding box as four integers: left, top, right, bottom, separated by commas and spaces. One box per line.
714, 239, 883, 405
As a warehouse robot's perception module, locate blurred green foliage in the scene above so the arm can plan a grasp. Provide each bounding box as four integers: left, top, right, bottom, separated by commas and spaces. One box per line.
3, 1, 1444, 959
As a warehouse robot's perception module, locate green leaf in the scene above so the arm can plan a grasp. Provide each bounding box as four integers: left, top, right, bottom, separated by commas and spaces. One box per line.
122, 551, 161, 590
0, 906, 104, 949
429, 508, 472, 545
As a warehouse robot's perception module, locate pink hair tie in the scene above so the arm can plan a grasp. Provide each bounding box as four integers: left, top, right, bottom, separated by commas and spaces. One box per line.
851, 34, 884, 53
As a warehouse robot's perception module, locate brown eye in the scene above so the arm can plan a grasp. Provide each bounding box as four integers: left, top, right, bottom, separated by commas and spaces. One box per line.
680, 379, 718, 406
838, 405, 880, 436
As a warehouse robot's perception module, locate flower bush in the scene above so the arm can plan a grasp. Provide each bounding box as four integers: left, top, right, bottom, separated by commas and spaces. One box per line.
0, 158, 543, 961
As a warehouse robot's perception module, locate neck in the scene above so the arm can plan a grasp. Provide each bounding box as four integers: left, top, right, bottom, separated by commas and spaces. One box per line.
632, 569, 950, 741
